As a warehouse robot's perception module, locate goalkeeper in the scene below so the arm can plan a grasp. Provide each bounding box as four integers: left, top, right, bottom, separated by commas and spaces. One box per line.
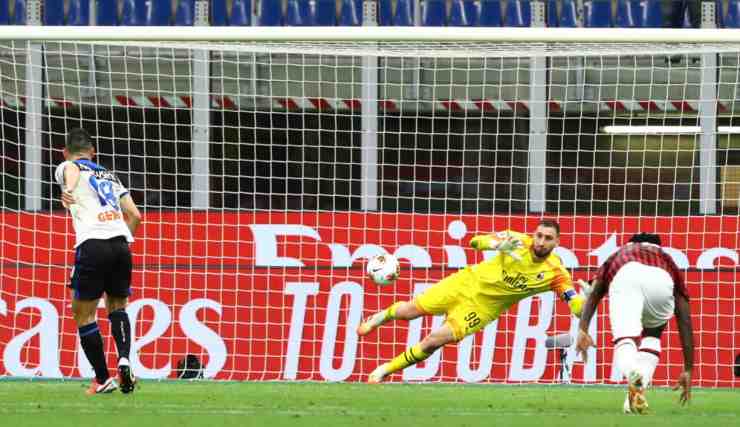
357, 219, 584, 383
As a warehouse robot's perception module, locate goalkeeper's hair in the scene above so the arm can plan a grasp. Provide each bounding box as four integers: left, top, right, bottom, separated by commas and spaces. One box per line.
66, 128, 95, 154
629, 232, 662, 246
537, 219, 560, 236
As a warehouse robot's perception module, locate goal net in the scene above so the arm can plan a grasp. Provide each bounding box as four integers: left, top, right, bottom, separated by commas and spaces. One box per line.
0, 27, 738, 387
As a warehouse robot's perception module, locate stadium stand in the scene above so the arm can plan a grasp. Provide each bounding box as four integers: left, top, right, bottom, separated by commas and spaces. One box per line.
315, 0, 338, 25
394, 0, 414, 25
258, 0, 282, 25
211, 0, 228, 26
286, 0, 313, 26
67, 0, 90, 25
584, 0, 612, 27
449, 0, 478, 26
97, 0, 118, 25
559, 0, 577, 26
44, 0, 64, 25
339, 0, 362, 25
423, 0, 446, 26
479, 0, 503, 26
504, 0, 531, 27
231, 0, 252, 26
13, 0, 25, 24
175, 0, 194, 26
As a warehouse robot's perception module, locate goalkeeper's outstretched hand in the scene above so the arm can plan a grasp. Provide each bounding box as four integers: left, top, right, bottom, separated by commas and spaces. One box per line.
577, 279, 593, 298
469, 235, 494, 251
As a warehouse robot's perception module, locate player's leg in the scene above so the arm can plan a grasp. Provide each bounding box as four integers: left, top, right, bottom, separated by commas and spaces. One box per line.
70, 239, 117, 395
635, 264, 675, 388
357, 268, 471, 336
367, 296, 496, 383
105, 236, 136, 394
608, 262, 648, 413
367, 322, 456, 383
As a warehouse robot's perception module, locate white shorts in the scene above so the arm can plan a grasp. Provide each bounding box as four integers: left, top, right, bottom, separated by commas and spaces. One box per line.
608, 262, 675, 341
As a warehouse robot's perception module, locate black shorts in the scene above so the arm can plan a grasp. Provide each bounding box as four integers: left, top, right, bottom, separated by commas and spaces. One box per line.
69, 236, 132, 300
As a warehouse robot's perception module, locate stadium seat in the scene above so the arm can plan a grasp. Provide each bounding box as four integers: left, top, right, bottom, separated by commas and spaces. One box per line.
67, 0, 90, 25
394, 0, 414, 26
96, 0, 118, 25
547, 0, 558, 27
616, 0, 639, 26
378, 0, 393, 25
315, 0, 337, 26
338, 0, 362, 26
44, 0, 64, 25
449, 0, 478, 26
617, 0, 661, 27
642, 0, 662, 27
230, 0, 251, 26
504, 0, 531, 27
121, 0, 144, 25
144, 0, 172, 25
286, 0, 312, 26
478, 0, 502, 26
559, 0, 577, 27
583, 0, 611, 27
727, 0, 740, 27
258, 0, 282, 25
175, 0, 195, 25
423, 0, 446, 26
0, 0, 8, 25
13, 0, 25, 24
211, 0, 229, 26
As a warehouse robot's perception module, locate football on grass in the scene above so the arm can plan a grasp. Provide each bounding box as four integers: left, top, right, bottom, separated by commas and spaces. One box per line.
366, 254, 400, 285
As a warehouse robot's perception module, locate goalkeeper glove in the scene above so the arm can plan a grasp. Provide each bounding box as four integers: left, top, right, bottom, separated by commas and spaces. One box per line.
469, 235, 494, 250
577, 279, 593, 298
566, 292, 585, 318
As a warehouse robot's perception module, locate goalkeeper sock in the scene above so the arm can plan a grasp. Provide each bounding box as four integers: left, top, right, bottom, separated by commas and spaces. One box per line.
637, 337, 661, 386
108, 309, 132, 361
384, 302, 401, 321
385, 343, 431, 375
79, 322, 110, 384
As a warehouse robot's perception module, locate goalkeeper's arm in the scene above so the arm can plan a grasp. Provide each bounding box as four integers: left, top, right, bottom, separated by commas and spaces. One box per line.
469, 232, 522, 252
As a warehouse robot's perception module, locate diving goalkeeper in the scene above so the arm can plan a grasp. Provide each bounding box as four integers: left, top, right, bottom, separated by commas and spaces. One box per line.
357, 219, 584, 383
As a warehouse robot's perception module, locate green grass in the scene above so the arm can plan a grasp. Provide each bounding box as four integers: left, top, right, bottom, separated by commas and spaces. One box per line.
0, 380, 738, 427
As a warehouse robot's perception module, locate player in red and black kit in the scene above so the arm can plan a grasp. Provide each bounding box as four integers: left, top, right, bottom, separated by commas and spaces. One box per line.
575, 232, 694, 414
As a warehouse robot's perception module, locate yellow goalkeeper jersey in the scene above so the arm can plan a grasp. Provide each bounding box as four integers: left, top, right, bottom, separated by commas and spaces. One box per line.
469, 230, 573, 307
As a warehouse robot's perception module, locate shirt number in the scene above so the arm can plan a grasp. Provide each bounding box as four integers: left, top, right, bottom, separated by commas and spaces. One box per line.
89, 176, 120, 211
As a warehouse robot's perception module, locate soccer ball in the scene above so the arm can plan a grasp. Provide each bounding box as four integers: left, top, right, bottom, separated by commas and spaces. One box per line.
366, 254, 400, 285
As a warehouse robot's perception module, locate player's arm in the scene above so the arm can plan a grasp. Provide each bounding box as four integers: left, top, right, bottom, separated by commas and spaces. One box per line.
60, 162, 80, 208
577, 278, 607, 331
119, 194, 142, 235
673, 291, 694, 405
574, 277, 607, 363
469, 230, 527, 251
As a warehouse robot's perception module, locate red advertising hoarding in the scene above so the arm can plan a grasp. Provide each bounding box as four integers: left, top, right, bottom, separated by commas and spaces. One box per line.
1, 212, 738, 386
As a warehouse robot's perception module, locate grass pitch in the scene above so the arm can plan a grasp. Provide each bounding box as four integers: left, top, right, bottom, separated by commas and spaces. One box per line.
0, 380, 738, 427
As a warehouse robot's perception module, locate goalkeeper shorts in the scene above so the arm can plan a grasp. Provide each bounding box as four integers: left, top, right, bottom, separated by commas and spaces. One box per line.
414, 268, 506, 341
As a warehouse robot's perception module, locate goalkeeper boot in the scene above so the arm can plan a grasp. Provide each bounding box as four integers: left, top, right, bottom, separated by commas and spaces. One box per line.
118, 359, 137, 394
367, 363, 390, 384
627, 370, 648, 414
622, 394, 632, 414
86, 376, 118, 396
357, 311, 389, 336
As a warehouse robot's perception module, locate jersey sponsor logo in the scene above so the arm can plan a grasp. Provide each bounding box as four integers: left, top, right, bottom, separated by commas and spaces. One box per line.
97, 210, 122, 222
503, 270, 528, 290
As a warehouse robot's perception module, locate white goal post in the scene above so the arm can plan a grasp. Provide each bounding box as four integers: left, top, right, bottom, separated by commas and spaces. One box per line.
0, 26, 738, 387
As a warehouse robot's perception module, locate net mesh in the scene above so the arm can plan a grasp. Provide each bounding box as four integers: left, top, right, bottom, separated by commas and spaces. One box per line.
0, 38, 737, 386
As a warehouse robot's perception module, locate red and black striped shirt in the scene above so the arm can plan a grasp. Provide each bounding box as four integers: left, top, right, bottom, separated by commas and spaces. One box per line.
594, 243, 689, 299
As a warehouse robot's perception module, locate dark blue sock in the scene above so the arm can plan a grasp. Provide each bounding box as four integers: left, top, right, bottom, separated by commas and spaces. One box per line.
108, 309, 131, 361
79, 322, 109, 384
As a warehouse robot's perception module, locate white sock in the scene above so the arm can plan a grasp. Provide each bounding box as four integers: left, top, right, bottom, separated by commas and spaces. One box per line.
637, 336, 661, 387
614, 338, 640, 381
118, 357, 130, 367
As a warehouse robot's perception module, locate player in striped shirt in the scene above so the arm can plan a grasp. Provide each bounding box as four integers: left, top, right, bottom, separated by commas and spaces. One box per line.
56, 128, 142, 395
576, 232, 694, 414
357, 219, 585, 383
